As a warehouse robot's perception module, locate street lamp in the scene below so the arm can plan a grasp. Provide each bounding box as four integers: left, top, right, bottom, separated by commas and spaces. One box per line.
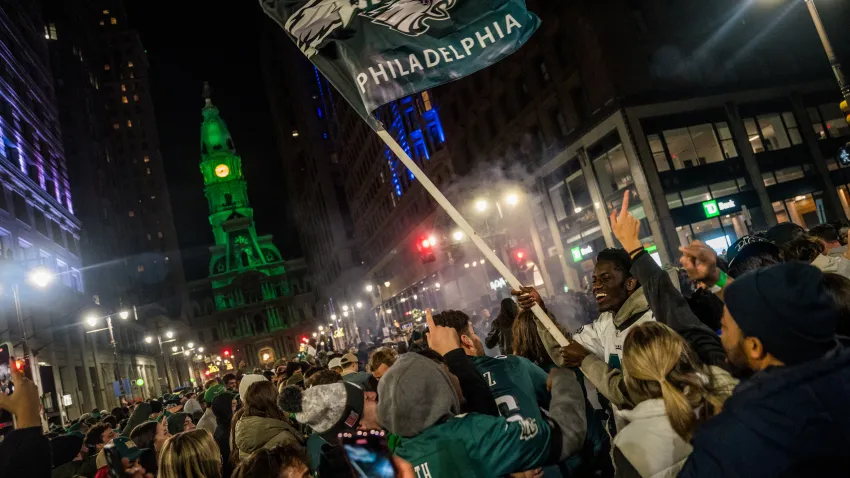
171, 345, 178, 352
198, 347, 204, 353
365, 284, 374, 292
475, 199, 488, 212
183, 350, 190, 357
119, 310, 130, 320
453, 230, 465, 241
504, 192, 519, 206
331, 314, 337, 320
318, 325, 324, 332
342, 304, 349, 311
343, 311, 349, 318
356, 301, 363, 309
86, 315, 98, 327
187, 342, 194, 348
384, 281, 391, 288
145, 336, 153, 344
165, 331, 174, 339
27, 268, 54, 288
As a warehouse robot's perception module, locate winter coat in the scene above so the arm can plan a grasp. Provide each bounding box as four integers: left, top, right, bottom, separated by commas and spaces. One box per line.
196, 408, 216, 434
484, 318, 513, 355
52, 456, 99, 478
612, 366, 736, 478
811, 253, 850, 279
234, 415, 304, 462
679, 346, 850, 477
0, 426, 50, 478
211, 392, 235, 477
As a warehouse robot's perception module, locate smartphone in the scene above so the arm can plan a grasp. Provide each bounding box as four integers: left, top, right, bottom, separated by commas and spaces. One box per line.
0, 343, 14, 434
340, 430, 396, 478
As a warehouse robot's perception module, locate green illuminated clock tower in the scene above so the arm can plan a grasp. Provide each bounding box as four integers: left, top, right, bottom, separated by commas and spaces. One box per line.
199, 83, 285, 297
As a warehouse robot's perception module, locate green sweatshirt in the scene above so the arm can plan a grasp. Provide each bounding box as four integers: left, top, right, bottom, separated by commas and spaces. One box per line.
394, 412, 556, 478
470, 355, 550, 423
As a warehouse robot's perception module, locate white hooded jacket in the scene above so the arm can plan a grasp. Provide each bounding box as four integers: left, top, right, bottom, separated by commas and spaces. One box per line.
613, 399, 691, 478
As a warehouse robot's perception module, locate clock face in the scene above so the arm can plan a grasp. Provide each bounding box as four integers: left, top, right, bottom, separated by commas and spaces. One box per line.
215, 164, 230, 178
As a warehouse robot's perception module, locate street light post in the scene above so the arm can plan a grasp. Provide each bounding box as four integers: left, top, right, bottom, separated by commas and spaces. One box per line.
86, 311, 131, 404
804, 0, 850, 103
145, 332, 175, 391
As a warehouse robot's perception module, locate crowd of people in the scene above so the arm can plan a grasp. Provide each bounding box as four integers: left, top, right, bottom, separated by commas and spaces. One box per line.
1, 190, 849, 477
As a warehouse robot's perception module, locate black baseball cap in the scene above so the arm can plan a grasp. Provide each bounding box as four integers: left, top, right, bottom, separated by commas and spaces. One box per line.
727, 235, 781, 269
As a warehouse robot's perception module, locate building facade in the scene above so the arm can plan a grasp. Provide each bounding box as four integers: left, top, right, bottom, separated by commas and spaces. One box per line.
42, 0, 190, 323
187, 91, 320, 371
262, 0, 850, 332
0, 0, 163, 426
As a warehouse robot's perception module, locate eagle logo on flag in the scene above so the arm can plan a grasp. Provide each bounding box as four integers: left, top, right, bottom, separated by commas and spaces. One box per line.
285, 0, 457, 57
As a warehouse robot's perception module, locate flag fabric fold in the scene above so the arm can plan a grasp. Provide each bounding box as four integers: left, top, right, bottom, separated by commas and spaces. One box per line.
262, 0, 540, 116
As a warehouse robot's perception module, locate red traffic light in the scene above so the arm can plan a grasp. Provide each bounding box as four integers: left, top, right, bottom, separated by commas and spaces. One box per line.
204, 370, 211, 376
301, 336, 309, 343
516, 251, 525, 261
223, 350, 231, 357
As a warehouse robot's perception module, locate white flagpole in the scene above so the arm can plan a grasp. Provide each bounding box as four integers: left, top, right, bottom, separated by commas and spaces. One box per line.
371, 122, 569, 347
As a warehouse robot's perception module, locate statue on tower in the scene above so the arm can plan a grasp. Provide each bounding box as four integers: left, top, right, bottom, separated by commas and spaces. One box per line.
202, 81, 213, 107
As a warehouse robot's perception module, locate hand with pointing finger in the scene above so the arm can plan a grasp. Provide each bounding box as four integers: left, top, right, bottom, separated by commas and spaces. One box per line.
425, 308, 461, 357
609, 190, 642, 255
679, 241, 720, 286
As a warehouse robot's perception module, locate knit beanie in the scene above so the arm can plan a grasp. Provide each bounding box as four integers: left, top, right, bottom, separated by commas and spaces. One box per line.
166, 412, 190, 435
279, 382, 364, 440
725, 262, 837, 365
51, 434, 83, 468
203, 383, 226, 404
238, 374, 267, 399
377, 352, 460, 438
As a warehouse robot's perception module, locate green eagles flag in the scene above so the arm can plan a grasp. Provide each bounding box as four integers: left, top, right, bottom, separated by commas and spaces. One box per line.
261, 0, 540, 116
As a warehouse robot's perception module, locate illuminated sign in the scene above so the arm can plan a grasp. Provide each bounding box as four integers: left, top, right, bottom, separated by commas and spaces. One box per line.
570, 245, 593, 262
702, 198, 737, 218
489, 277, 507, 291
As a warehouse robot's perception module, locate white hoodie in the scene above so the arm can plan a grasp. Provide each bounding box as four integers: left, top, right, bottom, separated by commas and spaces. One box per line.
811, 254, 850, 279
613, 399, 691, 478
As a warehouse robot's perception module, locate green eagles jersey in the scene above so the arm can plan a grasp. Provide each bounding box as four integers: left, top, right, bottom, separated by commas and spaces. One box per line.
395, 413, 554, 478
471, 355, 550, 423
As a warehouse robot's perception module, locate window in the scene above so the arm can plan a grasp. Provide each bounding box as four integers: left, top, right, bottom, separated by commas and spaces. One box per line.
549, 107, 568, 139
50, 221, 64, 246
647, 134, 669, 172
121, 84, 126, 92
127, 61, 134, 68
773, 165, 805, 184
127, 120, 133, 127
157, 231, 163, 239
128, 210, 135, 217
744, 119, 765, 152
110, 17, 117, 25
145, 168, 151, 175
103, 9, 110, 14
421, 91, 432, 111
592, 143, 631, 197
34, 210, 47, 236
104, 64, 110, 71
681, 186, 711, 206
46, 23, 57, 40
146, 233, 151, 241
99, 20, 104, 26
113, 123, 119, 129
133, 94, 139, 102
782, 112, 802, 145
137, 265, 144, 272
755, 113, 796, 150
661, 123, 727, 169
13, 193, 28, 222
122, 96, 128, 104
570, 86, 590, 120
809, 103, 850, 139
143, 155, 150, 163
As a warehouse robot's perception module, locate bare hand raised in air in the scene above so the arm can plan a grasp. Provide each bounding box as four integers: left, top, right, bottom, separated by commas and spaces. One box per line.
609, 190, 642, 254
425, 308, 461, 356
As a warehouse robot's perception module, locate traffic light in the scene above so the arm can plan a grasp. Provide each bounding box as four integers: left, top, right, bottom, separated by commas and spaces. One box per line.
417, 235, 437, 264
509, 247, 533, 272
223, 350, 231, 358
300, 336, 309, 344
841, 100, 850, 126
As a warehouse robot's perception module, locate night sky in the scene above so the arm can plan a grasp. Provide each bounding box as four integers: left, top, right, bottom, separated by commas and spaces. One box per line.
127, 0, 300, 280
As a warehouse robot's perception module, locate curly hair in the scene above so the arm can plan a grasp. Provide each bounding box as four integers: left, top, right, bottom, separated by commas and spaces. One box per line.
783, 235, 825, 264
304, 369, 342, 388
368, 347, 398, 373
431, 310, 472, 337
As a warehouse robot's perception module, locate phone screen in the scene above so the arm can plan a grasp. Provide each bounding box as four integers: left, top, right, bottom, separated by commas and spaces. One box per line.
341, 430, 396, 478
0, 343, 14, 433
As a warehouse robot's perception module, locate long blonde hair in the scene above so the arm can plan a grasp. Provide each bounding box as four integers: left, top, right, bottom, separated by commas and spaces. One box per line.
158, 428, 222, 478
622, 322, 724, 441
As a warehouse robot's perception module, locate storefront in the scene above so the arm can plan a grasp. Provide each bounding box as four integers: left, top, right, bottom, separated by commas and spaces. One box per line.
669, 191, 759, 253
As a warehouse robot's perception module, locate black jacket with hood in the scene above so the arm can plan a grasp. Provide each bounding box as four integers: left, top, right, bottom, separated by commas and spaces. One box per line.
211, 392, 235, 478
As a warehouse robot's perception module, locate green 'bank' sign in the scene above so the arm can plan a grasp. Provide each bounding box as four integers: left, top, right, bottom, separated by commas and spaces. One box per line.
702, 198, 738, 219
261, 0, 541, 116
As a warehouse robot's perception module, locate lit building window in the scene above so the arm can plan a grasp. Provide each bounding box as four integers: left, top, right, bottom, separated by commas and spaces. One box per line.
127, 120, 133, 127
146, 168, 151, 175
48, 23, 57, 40
146, 233, 151, 241
103, 9, 110, 14
122, 96, 128, 104
129, 72, 135, 79
113, 123, 120, 129
143, 155, 150, 163
157, 231, 163, 239
104, 64, 111, 71
128, 61, 134, 68
110, 17, 117, 25
137, 265, 144, 272
99, 20, 104, 26
128, 210, 135, 217
421, 91, 433, 111
133, 94, 139, 102
121, 84, 127, 92
292, 130, 299, 137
